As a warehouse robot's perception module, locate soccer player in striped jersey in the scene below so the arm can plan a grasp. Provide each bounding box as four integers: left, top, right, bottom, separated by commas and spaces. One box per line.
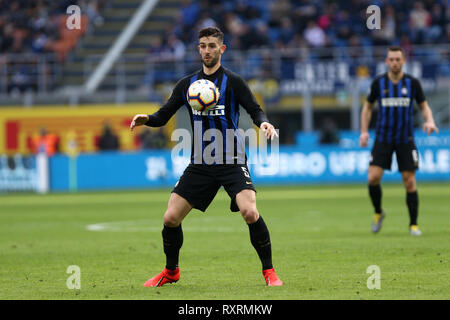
360, 46, 439, 236
130, 27, 283, 287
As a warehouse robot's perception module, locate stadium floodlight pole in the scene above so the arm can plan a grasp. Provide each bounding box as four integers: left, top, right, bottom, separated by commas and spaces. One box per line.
82, 0, 158, 94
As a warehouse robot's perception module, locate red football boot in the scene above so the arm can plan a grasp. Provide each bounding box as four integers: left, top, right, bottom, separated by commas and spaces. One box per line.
262, 268, 283, 286
143, 267, 180, 287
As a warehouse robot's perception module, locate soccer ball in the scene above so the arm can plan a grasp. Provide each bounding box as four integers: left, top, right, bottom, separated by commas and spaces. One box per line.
187, 79, 220, 112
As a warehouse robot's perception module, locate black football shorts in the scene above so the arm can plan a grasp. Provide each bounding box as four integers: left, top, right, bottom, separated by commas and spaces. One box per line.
370, 141, 419, 172
172, 164, 256, 212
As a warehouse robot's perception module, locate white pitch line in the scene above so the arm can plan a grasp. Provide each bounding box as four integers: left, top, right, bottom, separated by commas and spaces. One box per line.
85, 220, 242, 233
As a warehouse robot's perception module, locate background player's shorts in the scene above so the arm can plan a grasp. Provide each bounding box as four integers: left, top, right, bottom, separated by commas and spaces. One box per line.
172, 164, 256, 212
370, 141, 419, 171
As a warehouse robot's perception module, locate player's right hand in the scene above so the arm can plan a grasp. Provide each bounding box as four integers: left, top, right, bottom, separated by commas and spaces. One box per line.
359, 132, 369, 147
423, 121, 439, 135
260, 122, 279, 140
130, 114, 149, 131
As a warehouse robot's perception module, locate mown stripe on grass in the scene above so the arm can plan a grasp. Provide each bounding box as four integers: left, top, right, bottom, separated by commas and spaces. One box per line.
0, 185, 448, 207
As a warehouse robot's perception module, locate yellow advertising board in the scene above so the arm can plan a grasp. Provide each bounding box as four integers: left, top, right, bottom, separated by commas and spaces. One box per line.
0, 103, 173, 155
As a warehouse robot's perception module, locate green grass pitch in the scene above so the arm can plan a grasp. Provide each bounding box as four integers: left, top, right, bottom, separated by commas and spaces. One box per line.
0, 183, 449, 300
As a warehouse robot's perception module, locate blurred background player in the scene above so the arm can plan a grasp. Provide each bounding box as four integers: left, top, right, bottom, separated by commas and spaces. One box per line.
359, 46, 439, 236
130, 27, 282, 287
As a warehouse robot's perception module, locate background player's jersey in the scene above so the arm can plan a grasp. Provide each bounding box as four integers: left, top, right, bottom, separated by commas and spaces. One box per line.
367, 73, 426, 144
145, 66, 268, 164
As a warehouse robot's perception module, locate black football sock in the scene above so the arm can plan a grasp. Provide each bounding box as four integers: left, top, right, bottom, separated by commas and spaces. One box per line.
406, 191, 418, 226
368, 184, 383, 214
248, 215, 273, 270
162, 224, 183, 270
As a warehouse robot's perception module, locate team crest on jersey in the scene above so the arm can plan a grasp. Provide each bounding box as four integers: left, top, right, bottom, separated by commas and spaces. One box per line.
192, 104, 225, 116
401, 87, 408, 95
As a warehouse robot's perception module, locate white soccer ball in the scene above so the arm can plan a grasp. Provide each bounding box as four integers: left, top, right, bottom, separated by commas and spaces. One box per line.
187, 79, 220, 112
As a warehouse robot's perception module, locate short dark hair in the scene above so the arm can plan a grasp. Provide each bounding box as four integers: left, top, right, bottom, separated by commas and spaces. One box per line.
198, 27, 224, 43
387, 46, 404, 56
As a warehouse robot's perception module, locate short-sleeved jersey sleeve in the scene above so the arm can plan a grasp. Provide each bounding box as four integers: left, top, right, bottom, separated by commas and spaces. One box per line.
412, 78, 426, 104
366, 78, 379, 103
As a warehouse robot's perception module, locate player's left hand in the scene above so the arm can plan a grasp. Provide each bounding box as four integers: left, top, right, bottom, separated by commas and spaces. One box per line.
423, 121, 439, 135
260, 122, 279, 140
130, 114, 149, 131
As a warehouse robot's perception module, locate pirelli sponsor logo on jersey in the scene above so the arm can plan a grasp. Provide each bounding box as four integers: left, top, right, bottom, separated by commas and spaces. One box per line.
192, 105, 225, 116
381, 97, 411, 107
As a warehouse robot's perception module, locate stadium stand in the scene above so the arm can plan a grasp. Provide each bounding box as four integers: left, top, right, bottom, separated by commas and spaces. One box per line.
135, 0, 450, 92
63, 0, 183, 91
1, 0, 449, 94
0, 0, 102, 94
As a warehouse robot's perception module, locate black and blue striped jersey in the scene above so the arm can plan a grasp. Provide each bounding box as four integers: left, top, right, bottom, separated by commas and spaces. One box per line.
367, 73, 426, 144
145, 66, 268, 165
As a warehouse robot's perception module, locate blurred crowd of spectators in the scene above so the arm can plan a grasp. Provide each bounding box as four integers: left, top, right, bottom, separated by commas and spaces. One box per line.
0, 0, 106, 94
1, 0, 448, 60
149, 0, 449, 57
0, 0, 106, 58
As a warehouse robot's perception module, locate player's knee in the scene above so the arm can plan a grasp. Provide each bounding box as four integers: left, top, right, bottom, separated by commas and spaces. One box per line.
367, 169, 381, 186
368, 173, 381, 185
240, 207, 259, 224
163, 211, 181, 227
402, 175, 416, 191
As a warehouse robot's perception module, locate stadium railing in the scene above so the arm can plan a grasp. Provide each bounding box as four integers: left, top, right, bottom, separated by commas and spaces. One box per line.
0, 53, 61, 96
0, 44, 449, 129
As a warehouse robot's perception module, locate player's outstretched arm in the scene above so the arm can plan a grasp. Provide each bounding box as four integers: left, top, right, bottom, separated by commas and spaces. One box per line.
131, 79, 185, 131
419, 101, 439, 135
260, 122, 279, 140
359, 101, 373, 147
130, 114, 149, 131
